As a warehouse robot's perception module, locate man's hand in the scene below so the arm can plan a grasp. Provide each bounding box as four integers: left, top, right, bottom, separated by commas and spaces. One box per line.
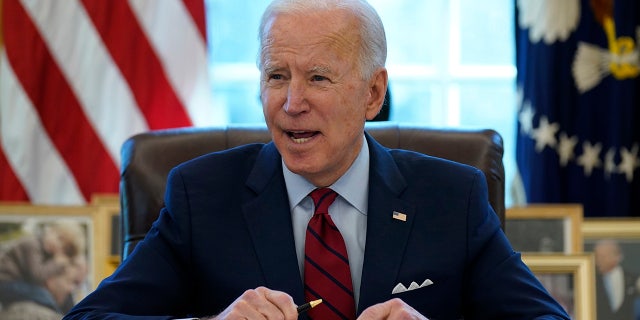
210, 287, 298, 320
357, 298, 428, 320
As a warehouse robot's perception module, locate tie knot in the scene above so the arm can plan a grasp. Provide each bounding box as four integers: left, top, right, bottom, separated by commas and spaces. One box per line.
310, 188, 338, 215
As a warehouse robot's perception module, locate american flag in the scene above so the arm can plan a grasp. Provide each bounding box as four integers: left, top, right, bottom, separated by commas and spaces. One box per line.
0, 0, 225, 204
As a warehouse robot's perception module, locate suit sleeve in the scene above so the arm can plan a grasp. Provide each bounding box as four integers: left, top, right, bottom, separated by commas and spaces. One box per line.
63, 167, 198, 319
462, 170, 570, 320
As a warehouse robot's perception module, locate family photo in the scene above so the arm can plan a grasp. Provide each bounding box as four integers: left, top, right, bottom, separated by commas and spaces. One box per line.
0, 216, 92, 320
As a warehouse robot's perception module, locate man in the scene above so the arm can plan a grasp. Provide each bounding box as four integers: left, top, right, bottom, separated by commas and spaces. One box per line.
64, 0, 570, 319
593, 239, 640, 320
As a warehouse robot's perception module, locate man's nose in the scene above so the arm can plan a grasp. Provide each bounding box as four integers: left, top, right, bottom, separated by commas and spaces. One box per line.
283, 79, 309, 115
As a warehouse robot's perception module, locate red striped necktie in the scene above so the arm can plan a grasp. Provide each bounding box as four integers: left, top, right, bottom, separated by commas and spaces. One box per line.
304, 188, 356, 320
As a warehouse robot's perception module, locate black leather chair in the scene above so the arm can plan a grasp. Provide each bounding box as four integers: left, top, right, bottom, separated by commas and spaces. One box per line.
119, 122, 505, 259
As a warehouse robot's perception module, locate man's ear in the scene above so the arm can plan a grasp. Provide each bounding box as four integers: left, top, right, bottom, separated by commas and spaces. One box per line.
365, 68, 388, 121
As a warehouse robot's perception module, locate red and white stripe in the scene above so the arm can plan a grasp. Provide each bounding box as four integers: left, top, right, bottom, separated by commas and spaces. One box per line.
0, 0, 224, 204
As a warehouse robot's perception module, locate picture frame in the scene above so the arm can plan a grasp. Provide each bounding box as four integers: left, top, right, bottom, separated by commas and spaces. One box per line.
0, 204, 108, 315
505, 204, 583, 254
92, 199, 121, 278
90, 193, 119, 207
582, 218, 640, 320
522, 253, 596, 320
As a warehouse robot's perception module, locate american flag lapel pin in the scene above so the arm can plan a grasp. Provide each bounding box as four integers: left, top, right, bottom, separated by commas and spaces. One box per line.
392, 211, 407, 221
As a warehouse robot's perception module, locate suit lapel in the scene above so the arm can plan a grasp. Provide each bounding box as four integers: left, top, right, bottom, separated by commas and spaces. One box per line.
358, 136, 416, 312
242, 143, 306, 304
239, 138, 417, 311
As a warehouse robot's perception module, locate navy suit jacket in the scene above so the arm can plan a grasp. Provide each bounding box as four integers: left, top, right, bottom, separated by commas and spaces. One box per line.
65, 134, 569, 319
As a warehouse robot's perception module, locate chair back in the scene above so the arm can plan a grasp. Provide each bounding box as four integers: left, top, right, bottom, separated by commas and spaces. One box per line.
120, 122, 505, 259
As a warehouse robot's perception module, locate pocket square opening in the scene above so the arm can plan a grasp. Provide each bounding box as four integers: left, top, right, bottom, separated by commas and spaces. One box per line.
391, 279, 434, 294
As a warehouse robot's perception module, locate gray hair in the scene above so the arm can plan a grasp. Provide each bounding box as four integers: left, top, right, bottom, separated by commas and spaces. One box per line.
257, 0, 387, 80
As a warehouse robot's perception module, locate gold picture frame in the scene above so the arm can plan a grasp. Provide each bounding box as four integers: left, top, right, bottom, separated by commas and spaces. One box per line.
90, 193, 119, 206
0, 204, 108, 307
522, 253, 596, 320
583, 218, 640, 240
582, 218, 640, 320
90, 193, 122, 278
506, 204, 583, 253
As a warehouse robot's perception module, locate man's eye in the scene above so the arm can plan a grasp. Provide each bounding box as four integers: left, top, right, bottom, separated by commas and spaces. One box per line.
311, 75, 328, 82
269, 74, 283, 81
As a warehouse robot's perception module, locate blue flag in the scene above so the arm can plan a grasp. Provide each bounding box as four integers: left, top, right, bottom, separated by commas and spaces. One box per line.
516, 0, 640, 217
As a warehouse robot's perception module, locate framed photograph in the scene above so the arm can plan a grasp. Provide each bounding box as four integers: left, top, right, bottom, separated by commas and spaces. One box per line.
505, 204, 583, 253
0, 204, 107, 317
522, 253, 596, 320
582, 218, 640, 320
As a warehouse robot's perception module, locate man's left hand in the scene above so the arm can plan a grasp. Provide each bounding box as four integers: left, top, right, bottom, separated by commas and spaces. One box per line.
357, 298, 428, 320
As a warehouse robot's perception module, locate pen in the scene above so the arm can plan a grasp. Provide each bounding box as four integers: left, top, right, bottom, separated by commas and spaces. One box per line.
296, 299, 323, 314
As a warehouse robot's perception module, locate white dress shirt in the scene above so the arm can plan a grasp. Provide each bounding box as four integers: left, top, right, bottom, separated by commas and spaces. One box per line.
283, 135, 369, 306
603, 265, 625, 311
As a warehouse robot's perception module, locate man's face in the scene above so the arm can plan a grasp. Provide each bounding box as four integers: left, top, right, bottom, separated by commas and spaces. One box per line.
259, 9, 385, 186
594, 241, 621, 274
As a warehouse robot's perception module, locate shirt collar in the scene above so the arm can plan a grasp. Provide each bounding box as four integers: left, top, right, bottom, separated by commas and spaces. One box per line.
283, 135, 369, 215
605, 265, 623, 278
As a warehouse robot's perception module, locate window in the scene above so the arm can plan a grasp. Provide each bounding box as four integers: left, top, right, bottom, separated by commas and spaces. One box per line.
206, 0, 516, 206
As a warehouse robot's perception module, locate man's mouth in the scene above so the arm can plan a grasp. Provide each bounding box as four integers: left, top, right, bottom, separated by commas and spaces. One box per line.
287, 131, 319, 143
